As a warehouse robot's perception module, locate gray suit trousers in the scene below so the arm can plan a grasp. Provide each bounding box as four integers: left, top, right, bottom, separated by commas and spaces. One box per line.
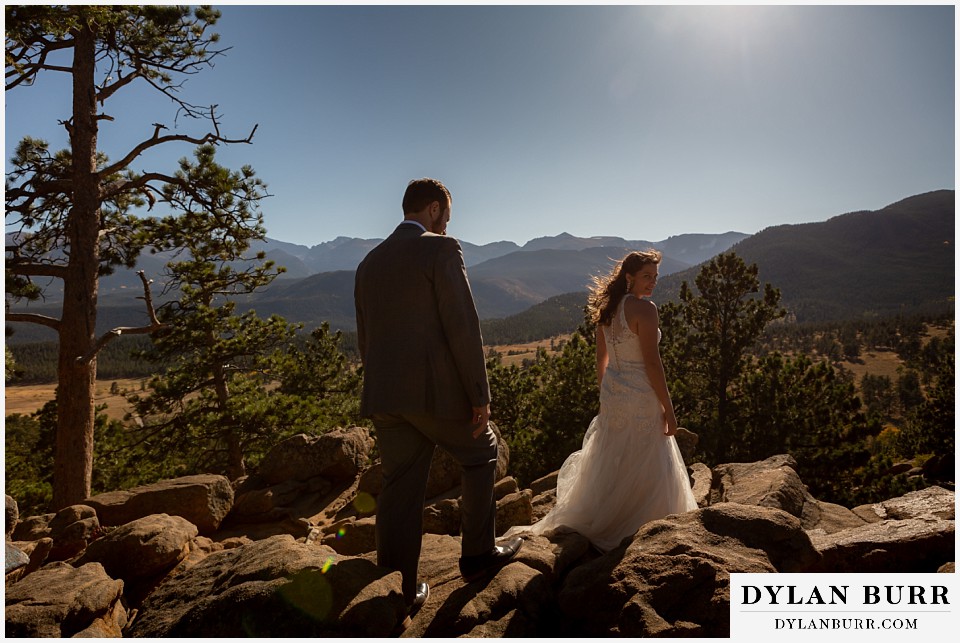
371, 412, 498, 602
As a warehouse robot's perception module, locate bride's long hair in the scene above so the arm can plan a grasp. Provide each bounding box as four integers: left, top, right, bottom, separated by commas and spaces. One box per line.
588, 249, 662, 326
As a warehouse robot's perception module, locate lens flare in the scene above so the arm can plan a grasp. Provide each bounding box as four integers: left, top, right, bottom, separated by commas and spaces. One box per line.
353, 491, 376, 514
321, 556, 335, 574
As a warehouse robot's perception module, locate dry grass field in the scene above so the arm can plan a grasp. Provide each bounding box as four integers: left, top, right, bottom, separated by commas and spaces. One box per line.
4, 378, 147, 422
4, 323, 950, 421
486, 334, 571, 367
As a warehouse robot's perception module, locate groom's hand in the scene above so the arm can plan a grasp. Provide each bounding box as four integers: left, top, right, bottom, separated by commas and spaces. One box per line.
471, 404, 491, 438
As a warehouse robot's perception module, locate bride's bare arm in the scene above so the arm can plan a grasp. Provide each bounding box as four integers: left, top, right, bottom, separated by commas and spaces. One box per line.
596, 324, 609, 385
628, 298, 678, 436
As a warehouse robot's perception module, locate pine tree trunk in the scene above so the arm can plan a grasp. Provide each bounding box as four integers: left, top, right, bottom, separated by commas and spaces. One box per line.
51, 23, 99, 510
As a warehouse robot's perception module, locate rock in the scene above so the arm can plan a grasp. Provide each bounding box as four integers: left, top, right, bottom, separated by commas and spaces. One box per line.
84, 474, 233, 535
321, 516, 377, 555
15, 537, 53, 579
674, 427, 698, 463
230, 479, 309, 521
807, 515, 954, 573
886, 462, 914, 476
6, 494, 18, 539
688, 462, 712, 507
494, 476, 520, 500
508, 531, 592, 583
126, 535, 407, 637
529, 471, 559, 496
5, 562, 125, 638
5, 542, 29, 574
922, 453, 954, 480
556, 503, 820, 637
400, 533, 554, 638
712, 454, 807, 519
48, 504, 98, 536
496, 490, 534, 535
803, 500, 868, 534
530, 489, 557, 522
851, 504, 885, 523
77, 514, 198, 583
423, 498, 460, 536
259, 428, 375, 485
872, 486, 954, 521
424, 421, 510, 499
11, 513, 53, 541
356, 462, 382, 496
47, 508, 101, 563
939, 562, 955, 573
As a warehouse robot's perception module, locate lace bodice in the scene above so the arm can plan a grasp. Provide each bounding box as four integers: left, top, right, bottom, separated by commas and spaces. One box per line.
603, 294, 660, 375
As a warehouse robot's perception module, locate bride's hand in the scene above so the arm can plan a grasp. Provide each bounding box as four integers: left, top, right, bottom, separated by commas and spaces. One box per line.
663, 412, 678, 436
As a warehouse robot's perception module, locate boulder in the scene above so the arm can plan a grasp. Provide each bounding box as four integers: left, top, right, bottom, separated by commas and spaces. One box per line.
11, 513, 53, 541
529, 471, 559, 496
494, 476, 520, 499
423, 498, 461, 536
496, 490, 534, 536
400, 533, 555, 638
258, 427, 375, 485
556, 503, 820, 637
688, 462, 712, 507
321, 516, 377, 556
46, 506, 101, 562
76, 514, 198, 583
421, 422, 510, 500
5, 562, 125, 638
712, 454, 807, 519
84, 474, 233, 535
674, 427, 698, 463
5, 542, 30, 575
5, 494, 18, 539
530, 489, 557, 523
806, 514, 955, 573
862, 486, 955, 521
803, 500, 868, 534
126, 534, 407, 637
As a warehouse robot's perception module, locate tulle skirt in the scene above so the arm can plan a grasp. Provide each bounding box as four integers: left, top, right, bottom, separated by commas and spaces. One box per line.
507, 377, 697, 552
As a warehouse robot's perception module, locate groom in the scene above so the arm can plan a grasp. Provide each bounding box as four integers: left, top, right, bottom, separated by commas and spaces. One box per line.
354, 178, 522, 616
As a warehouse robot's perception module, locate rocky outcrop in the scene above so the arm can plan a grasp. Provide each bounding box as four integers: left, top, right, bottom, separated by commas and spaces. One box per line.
258, 427, 375, 485
556, 503, 820, 637
5, 562, 126, 637
711, 454, 868, 534
126, 535, 406, 638
5, 450, 954, 638
84, 474, 233, 535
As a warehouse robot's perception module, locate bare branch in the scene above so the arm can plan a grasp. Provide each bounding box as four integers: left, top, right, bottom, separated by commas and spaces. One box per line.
5, 260, 69, 279
98, 124, 258, 180
76, 271, 168, 364
5, 312, 61, 330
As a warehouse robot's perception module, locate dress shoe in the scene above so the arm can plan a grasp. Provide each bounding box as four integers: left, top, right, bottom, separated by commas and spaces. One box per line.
458, 537, 524, 583
408, 582, 429, 616
396, 582, 429, 634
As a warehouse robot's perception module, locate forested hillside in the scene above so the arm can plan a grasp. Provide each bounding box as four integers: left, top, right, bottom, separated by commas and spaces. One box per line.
655, 190, 954, 321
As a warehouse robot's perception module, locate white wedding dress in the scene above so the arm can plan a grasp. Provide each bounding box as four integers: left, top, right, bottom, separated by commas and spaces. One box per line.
507, 294, 697, 552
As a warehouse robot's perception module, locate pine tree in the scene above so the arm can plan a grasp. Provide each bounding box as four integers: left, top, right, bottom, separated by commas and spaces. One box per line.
125, 147, 296, 480
659, 252, 785, 463
6, 6, 260, 508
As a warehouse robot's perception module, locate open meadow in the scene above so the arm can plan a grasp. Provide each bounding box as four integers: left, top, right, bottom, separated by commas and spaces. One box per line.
4, 323, 950, 421
4, 378, 147, 423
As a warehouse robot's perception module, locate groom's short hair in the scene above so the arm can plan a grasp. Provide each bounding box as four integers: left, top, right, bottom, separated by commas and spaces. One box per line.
403, 178, 451, 214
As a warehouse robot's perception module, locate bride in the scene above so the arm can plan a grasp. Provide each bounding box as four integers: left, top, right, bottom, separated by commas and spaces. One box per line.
506, 250, 697, 552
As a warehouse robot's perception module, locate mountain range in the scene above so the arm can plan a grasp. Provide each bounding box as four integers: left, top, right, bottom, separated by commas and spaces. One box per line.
5, 190, 954, 343
653, 189, 955, 321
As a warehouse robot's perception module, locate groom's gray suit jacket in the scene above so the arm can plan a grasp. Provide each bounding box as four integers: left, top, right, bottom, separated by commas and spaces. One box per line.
354, 222, 490, 420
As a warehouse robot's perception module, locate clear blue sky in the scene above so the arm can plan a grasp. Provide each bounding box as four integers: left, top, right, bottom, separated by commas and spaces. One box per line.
3, 4, 955, 246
